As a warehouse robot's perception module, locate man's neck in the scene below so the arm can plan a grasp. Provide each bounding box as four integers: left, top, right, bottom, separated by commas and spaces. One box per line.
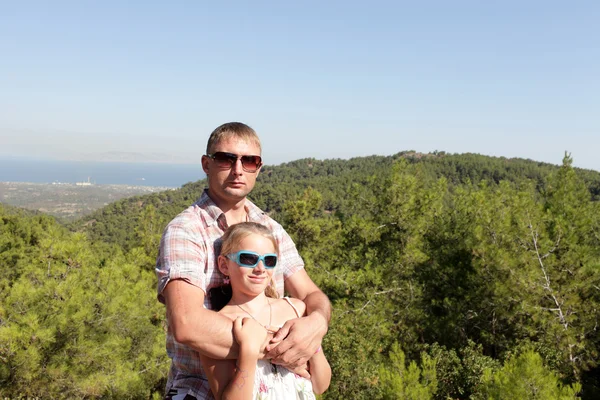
223, 206, 248, 225
206, 190, 248, 225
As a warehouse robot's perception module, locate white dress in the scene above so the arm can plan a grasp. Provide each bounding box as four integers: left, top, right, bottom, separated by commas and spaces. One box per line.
252, 360, 315, 400
251, 298, 316, 400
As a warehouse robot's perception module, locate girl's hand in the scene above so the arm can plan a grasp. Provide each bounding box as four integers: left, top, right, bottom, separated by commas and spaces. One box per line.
233, 317, 268, 356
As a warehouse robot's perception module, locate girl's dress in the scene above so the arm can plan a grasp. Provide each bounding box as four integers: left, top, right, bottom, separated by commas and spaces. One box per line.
251, 298, 316, 400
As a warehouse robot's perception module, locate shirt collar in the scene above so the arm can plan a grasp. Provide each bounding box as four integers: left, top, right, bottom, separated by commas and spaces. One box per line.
197, 189, 265, 227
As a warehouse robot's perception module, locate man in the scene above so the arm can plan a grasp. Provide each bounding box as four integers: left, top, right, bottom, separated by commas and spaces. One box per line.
156, 122, 331, 399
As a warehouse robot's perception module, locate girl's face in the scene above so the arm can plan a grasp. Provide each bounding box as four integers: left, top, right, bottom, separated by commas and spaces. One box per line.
218, 233, 276, 297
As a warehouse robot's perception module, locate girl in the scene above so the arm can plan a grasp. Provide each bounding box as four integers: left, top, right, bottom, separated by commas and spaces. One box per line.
200, 222, 331, 400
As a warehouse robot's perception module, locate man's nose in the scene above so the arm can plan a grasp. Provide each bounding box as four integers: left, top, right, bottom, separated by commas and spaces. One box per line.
231, 158, 244, 175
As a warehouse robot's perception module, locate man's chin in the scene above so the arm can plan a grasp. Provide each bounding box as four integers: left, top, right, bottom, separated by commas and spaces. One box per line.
223, 188, 251, 201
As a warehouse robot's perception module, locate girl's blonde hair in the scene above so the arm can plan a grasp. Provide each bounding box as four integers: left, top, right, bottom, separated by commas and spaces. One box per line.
220, 222, 279, 300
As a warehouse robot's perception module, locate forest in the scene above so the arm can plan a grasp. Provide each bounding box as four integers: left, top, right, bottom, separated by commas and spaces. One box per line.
1, 151, 599, 399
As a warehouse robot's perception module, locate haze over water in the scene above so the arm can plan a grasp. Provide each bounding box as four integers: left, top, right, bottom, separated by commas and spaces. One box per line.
2, 158, 204, 188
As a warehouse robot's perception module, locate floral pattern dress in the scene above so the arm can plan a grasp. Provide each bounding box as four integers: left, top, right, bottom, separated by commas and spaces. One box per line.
253, 359, 315, 400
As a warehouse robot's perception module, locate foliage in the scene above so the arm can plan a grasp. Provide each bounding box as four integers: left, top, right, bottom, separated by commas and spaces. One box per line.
2, 151, 600, 398
70, 152, 600, 251
379, 342, 438, 400
0, 205, 167, 399
425, 341, 499, 399
476, 349, 581, 399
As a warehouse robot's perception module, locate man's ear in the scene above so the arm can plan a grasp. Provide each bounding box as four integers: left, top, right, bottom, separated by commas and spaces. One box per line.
217, 255, 229, 276
201, 155, 210, 174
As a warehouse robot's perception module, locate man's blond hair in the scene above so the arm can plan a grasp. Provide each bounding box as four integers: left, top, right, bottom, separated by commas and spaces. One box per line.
206, 122, 262, 155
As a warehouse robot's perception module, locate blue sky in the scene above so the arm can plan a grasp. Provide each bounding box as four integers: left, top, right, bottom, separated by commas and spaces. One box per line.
1, 1, 598, 170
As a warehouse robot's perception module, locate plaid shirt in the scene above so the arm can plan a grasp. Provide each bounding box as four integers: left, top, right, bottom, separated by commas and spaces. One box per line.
156, 190, 304, 399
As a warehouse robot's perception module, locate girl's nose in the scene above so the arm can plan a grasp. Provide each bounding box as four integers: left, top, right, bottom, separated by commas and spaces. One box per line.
254, 260, 266, 272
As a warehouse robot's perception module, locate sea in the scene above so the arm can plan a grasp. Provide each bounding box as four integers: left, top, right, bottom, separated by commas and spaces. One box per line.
0, 158, 205, 188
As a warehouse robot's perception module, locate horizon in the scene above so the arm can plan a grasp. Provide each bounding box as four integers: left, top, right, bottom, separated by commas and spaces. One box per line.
2, 149, 597, 174
1, 2, 598, 171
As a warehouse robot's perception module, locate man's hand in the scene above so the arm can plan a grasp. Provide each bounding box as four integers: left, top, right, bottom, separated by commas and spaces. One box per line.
285, 362, 311, 380
265, 312, 328, 370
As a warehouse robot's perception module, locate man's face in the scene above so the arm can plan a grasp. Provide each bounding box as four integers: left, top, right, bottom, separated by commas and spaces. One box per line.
201, 137, 261, 207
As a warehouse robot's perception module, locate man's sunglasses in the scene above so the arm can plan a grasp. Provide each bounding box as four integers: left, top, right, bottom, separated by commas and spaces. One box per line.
206, 152, 262, 173
226, 250, 278, 269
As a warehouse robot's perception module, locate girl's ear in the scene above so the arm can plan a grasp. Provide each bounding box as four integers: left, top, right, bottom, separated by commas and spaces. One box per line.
218, 255, 229, 276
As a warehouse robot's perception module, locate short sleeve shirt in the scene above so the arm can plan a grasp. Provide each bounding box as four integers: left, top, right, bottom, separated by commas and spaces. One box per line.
155, 190, 304, 399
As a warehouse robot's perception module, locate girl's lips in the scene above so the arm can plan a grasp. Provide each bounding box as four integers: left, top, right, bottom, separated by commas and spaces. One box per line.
248, 275, 266, 283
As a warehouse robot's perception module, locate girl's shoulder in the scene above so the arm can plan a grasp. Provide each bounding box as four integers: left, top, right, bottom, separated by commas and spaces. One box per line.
273, 297, 306, 318
218, 305, 242, 320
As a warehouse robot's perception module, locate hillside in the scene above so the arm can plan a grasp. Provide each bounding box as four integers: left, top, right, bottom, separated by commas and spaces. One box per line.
3, 151, 600, 399
70, 152, 600, 251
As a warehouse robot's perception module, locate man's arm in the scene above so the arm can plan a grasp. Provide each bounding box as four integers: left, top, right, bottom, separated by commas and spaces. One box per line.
164, 279, 240, 359
266, 269, 331, 367
287, 269, 331, 323
158, 217, 242, 360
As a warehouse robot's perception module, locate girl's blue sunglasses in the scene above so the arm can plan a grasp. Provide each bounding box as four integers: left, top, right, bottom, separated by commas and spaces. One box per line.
226, 250, 278, 269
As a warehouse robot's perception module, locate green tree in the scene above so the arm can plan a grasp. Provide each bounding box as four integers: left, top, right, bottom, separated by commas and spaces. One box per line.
477, 349, 581, 400
379, 342, 438, 400
0, 209, 167, 399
